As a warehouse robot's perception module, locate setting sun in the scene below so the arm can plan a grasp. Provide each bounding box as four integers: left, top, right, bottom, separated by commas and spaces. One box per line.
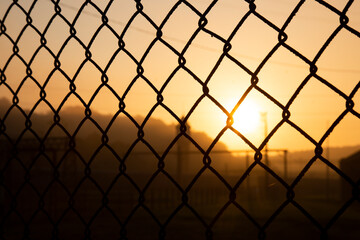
225, 99, 261, 134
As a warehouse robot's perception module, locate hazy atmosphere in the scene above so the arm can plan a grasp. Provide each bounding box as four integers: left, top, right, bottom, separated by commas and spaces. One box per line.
0, 0, 360, 239
1, 0, 360, 151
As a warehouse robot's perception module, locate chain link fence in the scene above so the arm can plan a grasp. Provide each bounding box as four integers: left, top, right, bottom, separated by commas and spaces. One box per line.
0, 0, 360, 239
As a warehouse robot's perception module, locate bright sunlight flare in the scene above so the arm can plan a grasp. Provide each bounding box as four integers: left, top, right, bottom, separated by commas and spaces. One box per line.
225, 98, 261, 134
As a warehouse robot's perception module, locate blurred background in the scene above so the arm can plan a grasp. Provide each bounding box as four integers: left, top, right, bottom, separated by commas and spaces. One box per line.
0, 0, 360, 239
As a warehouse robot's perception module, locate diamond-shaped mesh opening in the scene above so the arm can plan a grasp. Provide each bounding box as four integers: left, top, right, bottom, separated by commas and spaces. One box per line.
162, 68, 203, 116
89, 209, 121, 240
265, 204, 322, 240
207, 57, 251, 107
293, 159, 346, 225
3, 56, 26, 91
89, 26, 119, 70
125, 142, 160, 188
16, 78, 40, 110
73, 4, 103, 46
183, 30, 224, 81
57, 38, 85, 79
205, 0, 249, 38
0, 36, 13, 68
254, 0, 300, 27
89, 87, 119, 124
123, 76, 157, 124
289, 76, 346, 141
16, 26, 40, 63
141, 41, 179, 90
106, 50, 138, 96
106, 175, 139, 220
71, 178, 103, 222
141, 0, 177, 26
1, 0, 360, 239
160, 2, 200, 52
316, 29, 360, 95
284, 0, 340, 59
125, 207, 161, 239
186, 97, 226, 149
57, 103, 84, 134
3, 106, 26, 138
257, 46, 310, 106
235, 163, 288, 222
29, 48, 55, 87
44, 70, 71, 109
142, 108, 176, 154
89, 147, 120, 190
43, 16, 71, 54
122, 15, 157, 61
212, 203, 260, 239
228, 14, 279, 72
29, 103, 53, 136
145, 172, 182, 223
106, 114, 138, 158
105, 1, 136, 32
73, 61, 102, 103
43, 180, 70, 221
2, 5, 27, 39
164, 207, 205, 240
30, 0, 54, 33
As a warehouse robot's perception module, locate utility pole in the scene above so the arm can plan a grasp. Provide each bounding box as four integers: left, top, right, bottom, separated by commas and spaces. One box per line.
326, 121, 330, 200
261, 112, 269, 194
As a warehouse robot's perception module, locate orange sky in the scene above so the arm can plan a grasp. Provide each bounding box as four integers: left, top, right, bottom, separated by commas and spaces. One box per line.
0, 0, 359, 151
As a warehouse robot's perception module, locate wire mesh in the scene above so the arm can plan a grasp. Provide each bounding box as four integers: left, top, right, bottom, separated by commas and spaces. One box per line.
0, 0, 360, 239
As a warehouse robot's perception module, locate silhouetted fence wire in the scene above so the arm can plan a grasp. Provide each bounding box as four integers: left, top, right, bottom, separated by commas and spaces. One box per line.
0, 0, 360, 239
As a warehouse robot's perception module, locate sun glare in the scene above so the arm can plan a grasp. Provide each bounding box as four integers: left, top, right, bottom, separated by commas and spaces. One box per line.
226, 99, 261, 134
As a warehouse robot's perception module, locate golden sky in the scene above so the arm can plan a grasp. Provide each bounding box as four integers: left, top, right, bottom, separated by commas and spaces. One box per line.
0, 0, 359, 151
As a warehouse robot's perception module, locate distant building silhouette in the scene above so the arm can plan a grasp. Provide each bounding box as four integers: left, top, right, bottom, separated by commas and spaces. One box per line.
340, 150, 360, 199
